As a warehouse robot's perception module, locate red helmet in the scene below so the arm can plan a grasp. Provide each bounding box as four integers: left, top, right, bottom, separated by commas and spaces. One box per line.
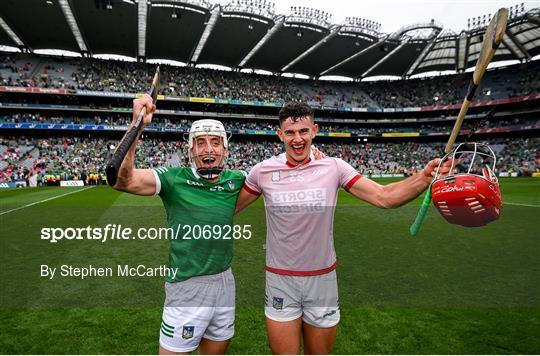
431, 143, 502, 227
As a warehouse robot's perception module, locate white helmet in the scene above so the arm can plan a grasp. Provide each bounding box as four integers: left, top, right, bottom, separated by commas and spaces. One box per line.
187, 119, 229, 179
188, 119, 228, 149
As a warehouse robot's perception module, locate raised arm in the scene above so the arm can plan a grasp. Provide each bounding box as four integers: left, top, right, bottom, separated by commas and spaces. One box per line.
348, 158, 451, 208
110, 95, 157, 196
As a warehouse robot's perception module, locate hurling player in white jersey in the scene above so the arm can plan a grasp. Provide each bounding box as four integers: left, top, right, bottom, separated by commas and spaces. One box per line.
235, 102, 453, 354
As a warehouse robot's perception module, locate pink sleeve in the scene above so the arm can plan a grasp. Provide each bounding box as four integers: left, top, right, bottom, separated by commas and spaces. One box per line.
335, 158, 362, 191
243, 162, 262, 195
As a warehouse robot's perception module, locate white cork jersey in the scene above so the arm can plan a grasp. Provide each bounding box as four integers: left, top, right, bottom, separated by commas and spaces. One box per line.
244, 153, 361, 275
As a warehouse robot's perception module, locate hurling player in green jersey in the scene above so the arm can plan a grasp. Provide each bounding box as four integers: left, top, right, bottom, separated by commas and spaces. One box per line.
111, 95, 244, 355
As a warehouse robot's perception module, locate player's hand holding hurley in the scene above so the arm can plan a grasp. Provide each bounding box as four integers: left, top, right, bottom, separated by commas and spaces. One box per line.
132, 94, 156, 128
422, 158, 454, 182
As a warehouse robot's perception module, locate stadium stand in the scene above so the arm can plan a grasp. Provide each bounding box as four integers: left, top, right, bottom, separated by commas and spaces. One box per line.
0, 54, 540, 184
0, 112, 538, 135
1, 135, 538, 184
1, 54, 539, 108
1, 55, 539, 185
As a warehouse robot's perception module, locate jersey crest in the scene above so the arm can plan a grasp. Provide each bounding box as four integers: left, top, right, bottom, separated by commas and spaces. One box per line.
182, 326, 194, 339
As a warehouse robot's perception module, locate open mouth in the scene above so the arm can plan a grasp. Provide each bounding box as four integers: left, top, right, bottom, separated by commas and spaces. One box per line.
291, 143, 305, 155
201, 156, 217, 167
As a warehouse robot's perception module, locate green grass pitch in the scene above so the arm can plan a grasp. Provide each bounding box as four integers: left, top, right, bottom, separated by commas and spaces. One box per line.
0, 178, 539, 354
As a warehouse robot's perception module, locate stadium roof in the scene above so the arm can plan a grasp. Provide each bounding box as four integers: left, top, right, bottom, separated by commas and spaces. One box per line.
0, 0, 539, 79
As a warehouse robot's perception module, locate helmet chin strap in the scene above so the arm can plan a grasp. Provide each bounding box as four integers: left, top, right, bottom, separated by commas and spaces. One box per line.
190, 151, 226, 180
196, 167, 224, 179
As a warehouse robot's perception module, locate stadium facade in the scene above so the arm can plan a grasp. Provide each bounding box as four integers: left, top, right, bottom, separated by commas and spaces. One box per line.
0, 0, 539, 186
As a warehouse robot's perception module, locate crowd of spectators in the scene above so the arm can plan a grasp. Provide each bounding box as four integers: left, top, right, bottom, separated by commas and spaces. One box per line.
357, 61, 540, 108
1, 55, 538, 183
1, 135, 538, 184
1, 112, 537, 136
1, 136, 180, 185
1, 136, 35, 171
361, 76, 467, 108
314, 141, 438, 173
493, 137, 539, 174
70, 60, 310, 102
1, 54, 539, 109
495, 63, 540, 98
0, 56, 35, 87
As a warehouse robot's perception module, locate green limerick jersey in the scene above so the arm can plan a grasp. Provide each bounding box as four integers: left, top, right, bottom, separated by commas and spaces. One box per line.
153, 167, 246, 282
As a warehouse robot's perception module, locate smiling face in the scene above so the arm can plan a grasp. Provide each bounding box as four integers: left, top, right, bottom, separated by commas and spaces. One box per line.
277, 116, 318, 165
191, 134, 228, 174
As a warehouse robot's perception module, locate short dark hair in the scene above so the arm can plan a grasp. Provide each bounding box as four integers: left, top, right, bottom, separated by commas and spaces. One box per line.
278, 102, 314, 126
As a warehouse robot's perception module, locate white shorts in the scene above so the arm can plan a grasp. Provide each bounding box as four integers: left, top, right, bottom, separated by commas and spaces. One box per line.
264, 270, 340, 328
159, 268, 235, 353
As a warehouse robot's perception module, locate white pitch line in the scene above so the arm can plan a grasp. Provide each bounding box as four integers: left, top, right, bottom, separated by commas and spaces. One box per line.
0, 186, 95, 216
504, 202, 540, 208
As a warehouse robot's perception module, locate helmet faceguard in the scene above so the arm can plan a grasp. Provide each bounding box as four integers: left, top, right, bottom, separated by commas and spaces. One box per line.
186, 119, 230, 180
431, 142, 502, 227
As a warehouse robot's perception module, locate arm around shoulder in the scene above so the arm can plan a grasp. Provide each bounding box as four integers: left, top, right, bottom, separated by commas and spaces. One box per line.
235, 163, 262, 213
235, 186, 260, 213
